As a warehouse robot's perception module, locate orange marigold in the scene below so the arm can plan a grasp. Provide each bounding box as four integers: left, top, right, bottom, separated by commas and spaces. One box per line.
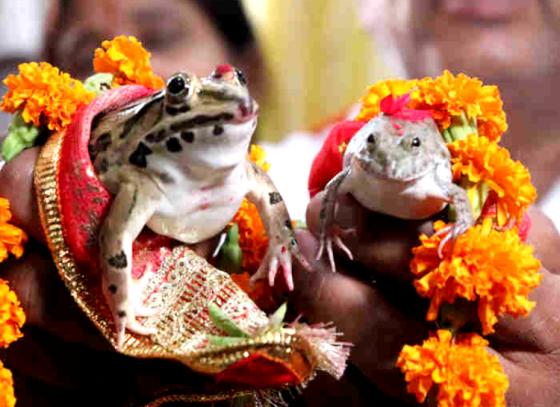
93, 35, 164, 89
0, 198, 27, 262
355, 79, 417, 121
411, 219, 542, 334
232, 199, 268, 272
0, 361, 15, 407
409, 70, 507, 140
397, 330, 508, 406
0, 279, 25, 348
1, 62, 95, 132
448, 134, 536, 226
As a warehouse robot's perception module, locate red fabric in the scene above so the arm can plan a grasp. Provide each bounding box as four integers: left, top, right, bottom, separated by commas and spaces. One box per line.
215, 352, 302, 388
58, 85, 157, 267
308, 120, 365, 198
380, 94, 432, 122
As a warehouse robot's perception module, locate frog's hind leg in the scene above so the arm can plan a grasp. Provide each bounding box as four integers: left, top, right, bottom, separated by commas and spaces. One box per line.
99, 179, 162, 349
316, 167, 353, 273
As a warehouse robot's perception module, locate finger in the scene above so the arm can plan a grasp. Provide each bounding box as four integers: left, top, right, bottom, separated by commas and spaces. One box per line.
492, 267, 560, 353
487, 348, 560, 406
292, 229, 428, 399
527, 207, 560, 274
0, 243, 110, 350
307, 192, 434, 282
0, 147, 46, 244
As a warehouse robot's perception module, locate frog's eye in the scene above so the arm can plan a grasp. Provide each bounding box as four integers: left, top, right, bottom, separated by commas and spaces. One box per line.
235, 68, 247, 86
167, 75, 189, 95
367, 134, 375, 144
411, 137, 421, 147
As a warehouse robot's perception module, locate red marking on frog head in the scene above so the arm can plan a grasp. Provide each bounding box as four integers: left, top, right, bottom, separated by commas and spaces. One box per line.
213, 64, 234, 77
380, 94, 432, 123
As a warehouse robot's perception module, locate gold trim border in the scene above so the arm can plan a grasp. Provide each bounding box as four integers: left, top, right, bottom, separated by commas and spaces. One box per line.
34, 131, 317, 383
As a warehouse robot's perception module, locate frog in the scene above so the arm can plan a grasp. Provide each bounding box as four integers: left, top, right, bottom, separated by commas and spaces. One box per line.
316, 113, 474, 272
88, 64, 308, 348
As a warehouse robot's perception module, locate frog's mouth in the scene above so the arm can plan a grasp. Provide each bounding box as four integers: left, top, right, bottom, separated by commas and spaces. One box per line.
237, 97, 258, 123
358, 157, 432, 183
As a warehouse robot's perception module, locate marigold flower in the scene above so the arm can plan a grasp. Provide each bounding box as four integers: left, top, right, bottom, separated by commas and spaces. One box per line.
0, 361, 15, 407
0, 279, 25, 348
355, 79, 417, 121
397, 330, 508, 406
0, 198, 27, 263
248, 144, 270, 172
409, 70, 507, 140
232, 199, 268, 272
411, 220, 542, 334
1, 62, 95, 132
231, 145, 271, 272
448, 135, 537, 226
93, 35, 164, 89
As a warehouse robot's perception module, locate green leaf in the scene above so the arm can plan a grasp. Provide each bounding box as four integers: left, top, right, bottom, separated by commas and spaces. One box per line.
208, 302, 250, 338
268, 302, 287, 329
218, 224, 243, 274
1, 113, 40, 161
84, 73, 114, 96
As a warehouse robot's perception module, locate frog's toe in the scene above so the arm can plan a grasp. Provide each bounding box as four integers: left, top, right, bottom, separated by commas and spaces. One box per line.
279, 254, 293, 291
135, 303, 160, 318
127, 318, 158, 337
333, 235, 353, 261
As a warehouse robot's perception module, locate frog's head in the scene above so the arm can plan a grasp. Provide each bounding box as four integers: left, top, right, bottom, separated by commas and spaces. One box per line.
155, 64, 258, 170
348, 115, 449, 181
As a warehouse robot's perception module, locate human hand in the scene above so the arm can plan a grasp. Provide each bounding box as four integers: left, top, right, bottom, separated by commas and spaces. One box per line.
291, 192, 560, 406
0, 148, 218, 406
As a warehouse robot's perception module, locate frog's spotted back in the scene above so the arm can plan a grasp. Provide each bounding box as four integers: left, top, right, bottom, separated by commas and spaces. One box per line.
88, 65, 257, 175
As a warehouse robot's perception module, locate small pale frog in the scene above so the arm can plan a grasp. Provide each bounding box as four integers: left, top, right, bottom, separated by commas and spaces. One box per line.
317, 114, 474, 271
89, 64, 308, 347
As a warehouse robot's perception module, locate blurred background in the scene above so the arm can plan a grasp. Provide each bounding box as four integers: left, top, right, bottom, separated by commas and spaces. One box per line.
0, 0, 557, 227
0, 0, 389, 139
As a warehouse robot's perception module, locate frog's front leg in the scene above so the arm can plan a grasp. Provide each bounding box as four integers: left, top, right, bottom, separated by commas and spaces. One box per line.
436, 182, 475, 256
316, 167, 353, 273
245, 161, 310, 290
99, 179, 161, 349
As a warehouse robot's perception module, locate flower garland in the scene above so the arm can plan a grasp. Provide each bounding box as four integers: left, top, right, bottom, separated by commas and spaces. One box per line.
0, 198, 27, 407
357, 71, 540, 406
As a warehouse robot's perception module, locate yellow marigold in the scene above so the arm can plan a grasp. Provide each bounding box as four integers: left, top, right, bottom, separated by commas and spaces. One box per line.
397, 330, 508, 406
448, 135, 536, 226
409, 70, 507, 140
0, 279, 25, 348
248, 144, 270, 172
355, 79, 417, 121
1, 62, 95, 132
0, 198, 27, 262
411, 219, 542, 334
0, 361, 15, 407
93, 35, 164, 89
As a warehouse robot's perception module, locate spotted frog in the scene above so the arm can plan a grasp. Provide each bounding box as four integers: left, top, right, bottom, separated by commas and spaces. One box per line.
89, 64, 308, 347
317, 114, 474, 271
